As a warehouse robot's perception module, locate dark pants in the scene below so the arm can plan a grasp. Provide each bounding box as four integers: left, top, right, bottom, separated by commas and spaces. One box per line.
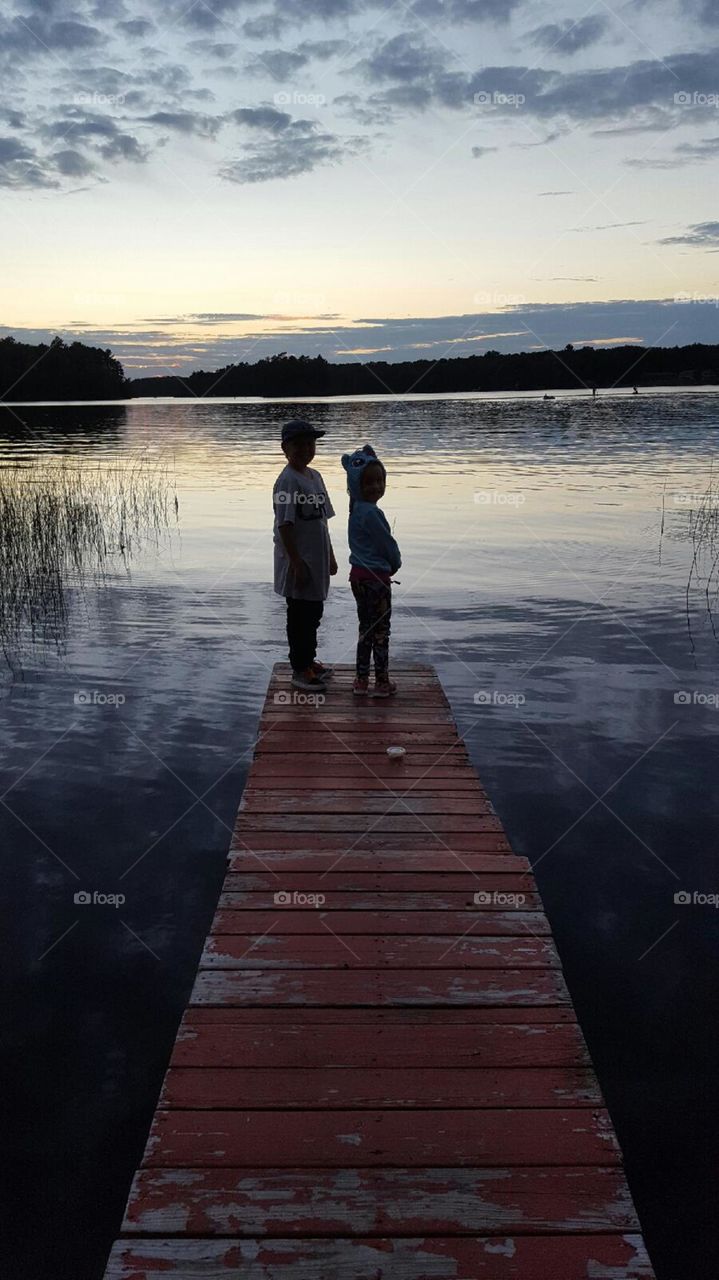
286, 598, 324, 672
351, 580, 391, 679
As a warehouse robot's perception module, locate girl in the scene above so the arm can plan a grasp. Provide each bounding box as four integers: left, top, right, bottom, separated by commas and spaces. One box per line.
341, 444, 402, 696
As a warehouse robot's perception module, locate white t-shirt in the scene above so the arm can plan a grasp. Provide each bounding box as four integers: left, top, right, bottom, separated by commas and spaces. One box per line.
273, 464, 335, 601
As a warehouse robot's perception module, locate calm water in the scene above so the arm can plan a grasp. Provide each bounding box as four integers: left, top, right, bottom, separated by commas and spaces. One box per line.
1, 391, 718, 1279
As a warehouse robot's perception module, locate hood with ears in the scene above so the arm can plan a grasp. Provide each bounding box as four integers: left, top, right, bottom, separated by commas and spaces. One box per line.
341, 444, 385, 502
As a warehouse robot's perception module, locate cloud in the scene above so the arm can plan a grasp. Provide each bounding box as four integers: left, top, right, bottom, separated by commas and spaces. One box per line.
15, 297, 719, 375
52, 147, 95, 176
224, 106, 366, 180
245, 48, 309, 80
141, 110, 222, 138
357, 32, 449, 83
658, 221, 719, 246
2, 15, 104, 55
530, 15, 609, 55
117, 18, 154, 38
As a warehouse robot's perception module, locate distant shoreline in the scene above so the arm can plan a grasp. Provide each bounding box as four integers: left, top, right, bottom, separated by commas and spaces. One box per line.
2, 334, 718, 404
3, 384, 719, 410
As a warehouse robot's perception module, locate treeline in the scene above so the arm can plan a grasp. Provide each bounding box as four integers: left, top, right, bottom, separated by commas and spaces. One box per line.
128, 344, 719, 398
3, 337, 718, 402
0, 336, 126, 401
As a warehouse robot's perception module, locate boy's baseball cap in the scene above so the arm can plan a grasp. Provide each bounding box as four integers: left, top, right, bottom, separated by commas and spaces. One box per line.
281, 418, 326, 443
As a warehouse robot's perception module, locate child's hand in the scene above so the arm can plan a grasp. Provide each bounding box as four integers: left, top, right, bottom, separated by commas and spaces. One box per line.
329, 551, 338, 576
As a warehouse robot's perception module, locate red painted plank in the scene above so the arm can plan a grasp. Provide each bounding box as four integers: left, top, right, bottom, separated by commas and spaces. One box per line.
225, 852, 529, 873
181, 1006, 579, 1026
223, 872, 534, 892
200, 934, 559, 969
241, 791, 496, 814
159, 1066, 601, 1110
256, 736, 464, 753
230, 833, 513, 852
236, 815, 505, 833
250, 758, 474, 775
218, 891, 542, 910
172, 1019, 589, 1068
210, 910, 547, 935
189, 968, 569, 1007
122, 1166, 637, 1235
144, 1107, 620, 1167
104, 1235, 655, 1278
244, 775, 485, 790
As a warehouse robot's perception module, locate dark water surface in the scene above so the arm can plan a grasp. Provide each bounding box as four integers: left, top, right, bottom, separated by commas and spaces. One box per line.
1, 391, 718, 1279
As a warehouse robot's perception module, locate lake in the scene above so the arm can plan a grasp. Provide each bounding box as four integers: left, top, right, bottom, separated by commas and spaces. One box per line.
1, 389, 718, 1279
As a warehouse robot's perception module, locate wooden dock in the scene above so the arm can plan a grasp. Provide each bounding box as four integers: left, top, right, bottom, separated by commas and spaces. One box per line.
103, 663, 656, 1278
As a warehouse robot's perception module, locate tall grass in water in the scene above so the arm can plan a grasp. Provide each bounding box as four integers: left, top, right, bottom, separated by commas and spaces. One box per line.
683, 470, 719, 650
0, 457, 175, 670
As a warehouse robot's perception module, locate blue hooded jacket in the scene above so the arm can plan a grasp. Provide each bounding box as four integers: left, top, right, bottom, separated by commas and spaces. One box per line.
341, 445, 402, 576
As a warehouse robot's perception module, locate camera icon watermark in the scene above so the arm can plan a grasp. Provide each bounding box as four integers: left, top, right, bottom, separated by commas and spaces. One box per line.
274, 890, 326, 908
74, 889, 126, 908
474, 489, 526, 507
474, 890, 527, 907
74, 689, 125, 707
474, 89, 525, 108
673, 690, 719, 708
473, 290, 526, 308
473, 690, 526, 707
73, 90, 125, 108
673, 291, 719, 307
673, 90, 719, 108
274, 89, 326, 108
273, 691, 325, 707
674, 889, 719, 907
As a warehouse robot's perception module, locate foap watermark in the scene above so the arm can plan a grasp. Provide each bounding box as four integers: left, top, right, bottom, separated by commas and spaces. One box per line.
474, 89, 525, 108
274, 89, 326, 108
74, 889, 126, 908
674, 890, 719, 908
275, 491, 326, 508
474, 690, 526, 707
474, 890, 526, 907
674, 90, 719, 108
473, 290, 526, 308
74, 90, 126, 108
673, 291, 719, 307
273, 690, 325, 707
74, 689, 125, 707
474, 489, 526, 507
674, 690, 719, 708
673, 491, 719, 507
274, 890, 326, 908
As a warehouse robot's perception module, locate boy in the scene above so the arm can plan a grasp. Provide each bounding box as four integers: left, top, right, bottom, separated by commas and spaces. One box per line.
273, 419, 337, 691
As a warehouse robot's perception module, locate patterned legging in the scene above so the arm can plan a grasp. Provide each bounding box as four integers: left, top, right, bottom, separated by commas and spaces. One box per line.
351, 580, 392, 678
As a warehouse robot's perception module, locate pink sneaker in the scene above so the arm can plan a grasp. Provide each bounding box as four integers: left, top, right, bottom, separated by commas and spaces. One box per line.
352, 676, 369, 696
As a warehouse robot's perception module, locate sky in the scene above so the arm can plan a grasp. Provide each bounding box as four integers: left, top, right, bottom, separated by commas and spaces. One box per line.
1, 0, 718, 377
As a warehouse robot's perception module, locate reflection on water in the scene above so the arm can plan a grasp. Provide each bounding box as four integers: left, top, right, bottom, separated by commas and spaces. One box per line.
1, 392, 718, 1280
0, 456, 176, 673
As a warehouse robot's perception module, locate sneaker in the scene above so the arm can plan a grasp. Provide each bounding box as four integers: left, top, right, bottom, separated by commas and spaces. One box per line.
291, 667, 327, 692
352, 676, 369, 696
374, 678, 397, 698
312, 660, 333, 680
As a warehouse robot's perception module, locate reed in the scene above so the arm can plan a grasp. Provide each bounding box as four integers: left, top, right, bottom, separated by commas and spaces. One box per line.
0, 456, 175, 668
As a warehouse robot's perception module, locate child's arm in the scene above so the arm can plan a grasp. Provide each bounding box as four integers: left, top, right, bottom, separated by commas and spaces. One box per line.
278, 522, 309, 586
364, 506, 402, 573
